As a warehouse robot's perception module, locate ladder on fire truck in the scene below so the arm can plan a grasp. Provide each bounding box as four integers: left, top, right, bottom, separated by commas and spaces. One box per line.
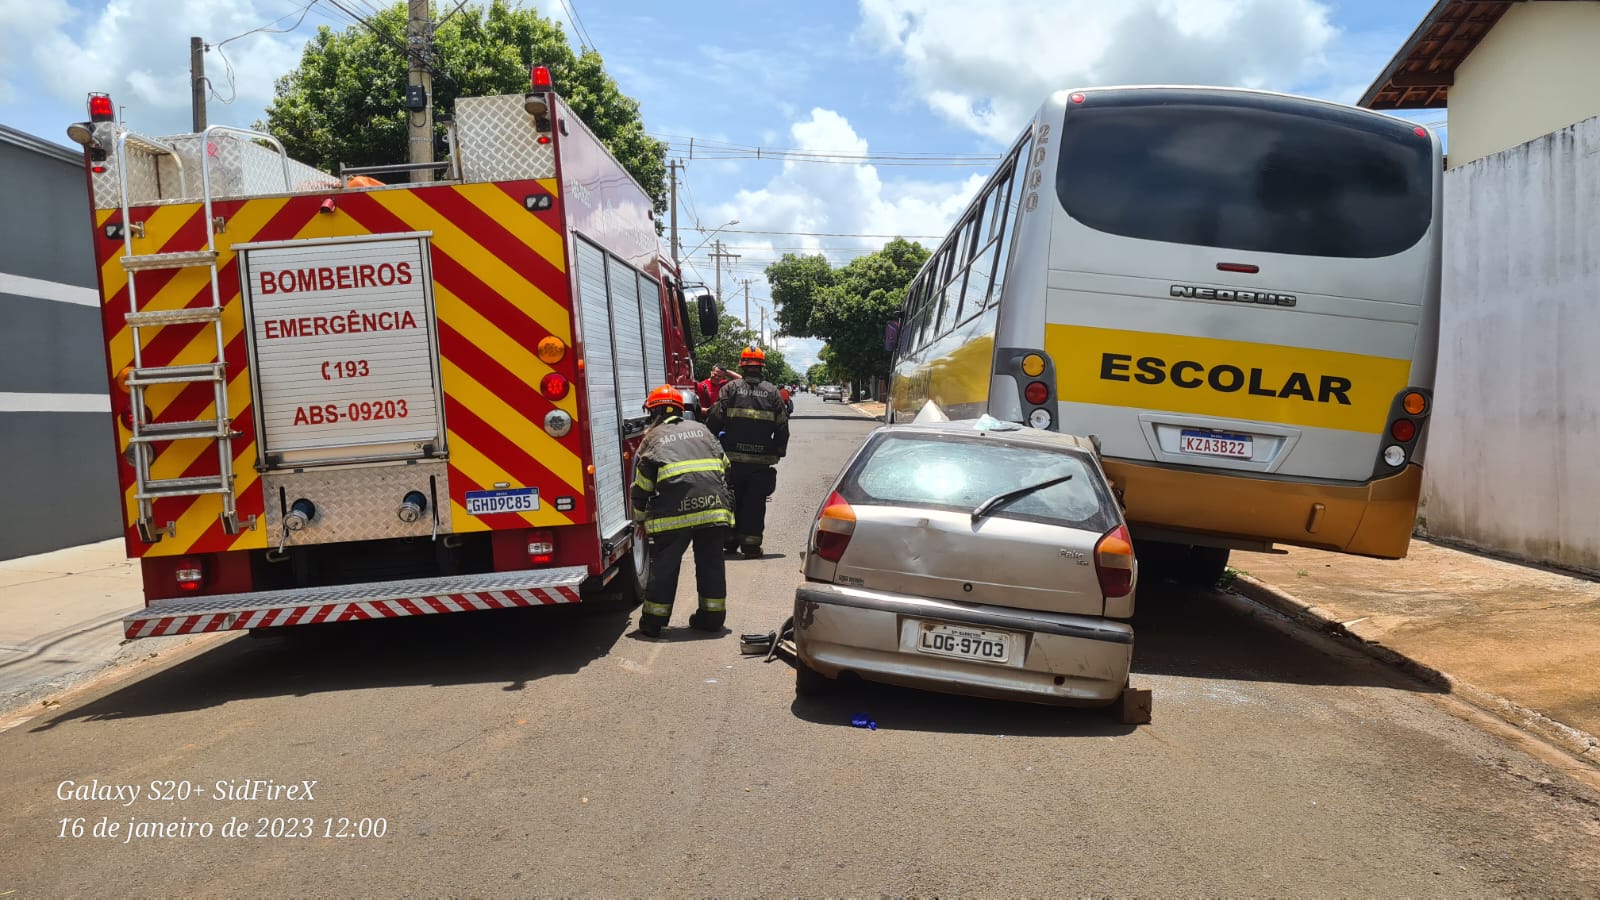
114, 126, 291, 543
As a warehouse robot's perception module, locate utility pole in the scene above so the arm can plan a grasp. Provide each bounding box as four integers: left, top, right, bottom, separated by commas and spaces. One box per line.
742, 279, 754, 334
407, 0, 434, 182
708, 240, 740, 317
760, 307, 768, 346
190, 37, 207, 132
668, 160, 684, 271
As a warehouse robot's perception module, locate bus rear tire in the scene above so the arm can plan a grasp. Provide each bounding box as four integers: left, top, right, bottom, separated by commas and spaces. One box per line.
1177, 545, 1230, 589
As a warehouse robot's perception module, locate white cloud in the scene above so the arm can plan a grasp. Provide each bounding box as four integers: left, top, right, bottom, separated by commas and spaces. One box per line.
18, 0, 327, 136
857, 0, 1339, 142
676, 107, 984, 372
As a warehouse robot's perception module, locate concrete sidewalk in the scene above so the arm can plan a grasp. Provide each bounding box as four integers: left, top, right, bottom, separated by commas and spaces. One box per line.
1231, 540, 1600, 767
0, 539, 195, 715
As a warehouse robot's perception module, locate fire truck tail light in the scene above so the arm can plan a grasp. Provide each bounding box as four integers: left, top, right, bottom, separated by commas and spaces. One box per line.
175, 558, 205, 592
544, 409, 573, 437
527, 530, 555, 565
536, 336, 567, 364
540, 373, 570, 400
88, 92, 114, 122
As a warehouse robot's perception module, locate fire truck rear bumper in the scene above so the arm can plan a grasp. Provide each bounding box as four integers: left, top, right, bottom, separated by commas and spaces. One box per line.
123, 566, 590, 640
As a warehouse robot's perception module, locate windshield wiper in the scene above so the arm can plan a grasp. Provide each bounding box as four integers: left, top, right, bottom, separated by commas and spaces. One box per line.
970, 474, 1074, 524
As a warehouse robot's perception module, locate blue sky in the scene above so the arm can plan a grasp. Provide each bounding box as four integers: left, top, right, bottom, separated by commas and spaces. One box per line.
0, 0, 1443, 370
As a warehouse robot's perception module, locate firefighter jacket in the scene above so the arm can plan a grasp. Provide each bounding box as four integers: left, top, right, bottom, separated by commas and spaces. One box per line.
707, 376, 791, 466
630, 417, 736, 534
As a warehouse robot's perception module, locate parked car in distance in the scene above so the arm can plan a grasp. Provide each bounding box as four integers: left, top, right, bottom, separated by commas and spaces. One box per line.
794, 418, 1138, 709
818, 385, 845, 402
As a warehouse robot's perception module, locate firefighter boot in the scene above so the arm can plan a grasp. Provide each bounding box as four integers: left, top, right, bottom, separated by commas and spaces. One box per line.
739, 536, 763, 559
638, 600, 672, 638
689, 598, 726, 632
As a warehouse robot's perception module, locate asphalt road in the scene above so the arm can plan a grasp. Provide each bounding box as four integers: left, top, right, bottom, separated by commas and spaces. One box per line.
2, 393, 1597, 894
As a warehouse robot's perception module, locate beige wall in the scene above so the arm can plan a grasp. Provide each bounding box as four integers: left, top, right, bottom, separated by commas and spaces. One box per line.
1449, 1, 1600, 167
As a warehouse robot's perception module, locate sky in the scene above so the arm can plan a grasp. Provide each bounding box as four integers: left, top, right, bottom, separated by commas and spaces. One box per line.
0, 0, 1445, 372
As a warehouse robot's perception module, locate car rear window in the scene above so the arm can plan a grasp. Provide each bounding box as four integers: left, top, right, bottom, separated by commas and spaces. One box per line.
839, 431, 1115, 532
1056, 89, 1434, 259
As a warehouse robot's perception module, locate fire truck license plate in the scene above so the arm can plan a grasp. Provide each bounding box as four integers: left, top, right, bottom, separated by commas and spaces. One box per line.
466, 488, 539, 516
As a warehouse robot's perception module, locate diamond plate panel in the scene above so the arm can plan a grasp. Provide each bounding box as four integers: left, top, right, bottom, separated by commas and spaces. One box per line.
456, 94, 556, 183
124, 565, 589, 623
262, 461, 453, 546
88, 126, 337, 209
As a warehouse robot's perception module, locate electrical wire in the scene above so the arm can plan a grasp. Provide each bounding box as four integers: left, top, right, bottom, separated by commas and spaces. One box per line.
206, 0, 323, 104
562, 0, 600, 56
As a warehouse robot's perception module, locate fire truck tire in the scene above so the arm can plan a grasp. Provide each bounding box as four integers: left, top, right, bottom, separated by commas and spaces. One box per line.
583, 532, 649, 614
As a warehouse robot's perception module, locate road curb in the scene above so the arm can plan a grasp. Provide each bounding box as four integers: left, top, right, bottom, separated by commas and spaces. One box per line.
1230, 573, 1600, 770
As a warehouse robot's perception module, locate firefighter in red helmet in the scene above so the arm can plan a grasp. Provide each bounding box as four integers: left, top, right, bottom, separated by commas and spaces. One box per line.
631, 385, 735, 637
706, 347, 789, 558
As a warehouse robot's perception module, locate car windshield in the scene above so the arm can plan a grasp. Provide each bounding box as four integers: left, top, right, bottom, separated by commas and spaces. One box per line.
840, 432, 1115, 531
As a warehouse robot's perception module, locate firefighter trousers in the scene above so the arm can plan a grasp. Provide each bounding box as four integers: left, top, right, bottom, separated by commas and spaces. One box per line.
727, 463, 777, 548
641, 525, 729, 630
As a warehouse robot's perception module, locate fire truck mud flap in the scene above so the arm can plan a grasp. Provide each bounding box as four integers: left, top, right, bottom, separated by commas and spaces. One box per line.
123, 566, 589, 639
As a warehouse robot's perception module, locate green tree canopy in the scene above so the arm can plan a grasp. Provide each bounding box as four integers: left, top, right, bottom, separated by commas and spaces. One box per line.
259, 1, 666, 214
686, 305, 799, 387
767, 238, 928, 390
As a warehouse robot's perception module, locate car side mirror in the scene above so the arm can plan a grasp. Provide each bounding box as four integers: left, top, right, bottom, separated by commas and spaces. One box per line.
697, 294, 718, 336
884, 320, 900, 352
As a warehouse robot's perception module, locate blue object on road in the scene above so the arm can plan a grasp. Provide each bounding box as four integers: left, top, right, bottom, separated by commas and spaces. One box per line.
851, 713, 877, 730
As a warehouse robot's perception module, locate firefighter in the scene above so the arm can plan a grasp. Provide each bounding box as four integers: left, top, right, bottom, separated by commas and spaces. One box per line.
631, 385, 736, 637
695, 365, 734, 418
706, 347, 790, 558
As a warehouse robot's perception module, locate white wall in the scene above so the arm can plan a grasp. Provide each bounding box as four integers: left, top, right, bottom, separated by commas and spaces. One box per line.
1450, 1, 1600, 167
1419, 114, 1600, 574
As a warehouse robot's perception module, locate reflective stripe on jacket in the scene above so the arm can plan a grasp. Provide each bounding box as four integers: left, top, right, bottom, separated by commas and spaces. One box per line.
630, 417, 735, 533
706, 376, 790, 466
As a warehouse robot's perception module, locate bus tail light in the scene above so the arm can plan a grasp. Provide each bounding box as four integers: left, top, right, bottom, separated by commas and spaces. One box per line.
813, 491, 856, 563
1375, 388, 1431, 473
1093, 525, 1135, 600
1003, 348, 1058, 431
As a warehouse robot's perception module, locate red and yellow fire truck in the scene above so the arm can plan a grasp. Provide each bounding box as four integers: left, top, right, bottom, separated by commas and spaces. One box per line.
68, 68, 714, 639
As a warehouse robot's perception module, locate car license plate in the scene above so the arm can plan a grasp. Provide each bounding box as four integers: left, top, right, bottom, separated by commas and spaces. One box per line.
917, 623, 1011, 664
1179, 430, 1252, 459
465, 487, 539, 516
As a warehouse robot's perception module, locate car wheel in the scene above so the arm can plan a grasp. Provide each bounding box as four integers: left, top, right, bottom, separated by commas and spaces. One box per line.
794, 659, 836, 697
582, 529, 649, 613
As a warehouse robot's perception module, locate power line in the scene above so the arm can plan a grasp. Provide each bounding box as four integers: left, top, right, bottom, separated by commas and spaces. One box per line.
560, 0, 599, 55
717, 227, 943, 239
206, 0, 323, 104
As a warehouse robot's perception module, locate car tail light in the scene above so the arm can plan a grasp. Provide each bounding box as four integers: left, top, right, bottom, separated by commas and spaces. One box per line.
1093, 525, 1134, 599
527, 530, 555, 565
174, 557, 205, 592
813, 491, 856, 563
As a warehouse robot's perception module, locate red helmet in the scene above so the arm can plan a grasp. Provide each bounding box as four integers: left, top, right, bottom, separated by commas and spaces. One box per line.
645, 385, 682, 410
739, 346, 765, 366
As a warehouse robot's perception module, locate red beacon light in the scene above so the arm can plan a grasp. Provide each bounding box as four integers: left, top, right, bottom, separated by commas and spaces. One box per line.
88, 92, 115, 122
530, 65, 553, 91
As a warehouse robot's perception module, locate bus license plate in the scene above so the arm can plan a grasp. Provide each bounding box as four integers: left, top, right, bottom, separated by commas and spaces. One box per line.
1179, 431, 1252, 459
465, 487, 539, 516
917, 623, 1010, 664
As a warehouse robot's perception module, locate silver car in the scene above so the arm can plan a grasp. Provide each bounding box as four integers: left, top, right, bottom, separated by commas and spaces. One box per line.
818, 385, 845, 402
794, 419, 1138, 708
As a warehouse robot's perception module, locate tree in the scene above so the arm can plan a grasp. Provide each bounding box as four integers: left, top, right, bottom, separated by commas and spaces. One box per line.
767, 238, 928, 394
765, 253, 835, 339
687, 306, 799, 387
259, 1, 667, 216
805, 362, 831, 386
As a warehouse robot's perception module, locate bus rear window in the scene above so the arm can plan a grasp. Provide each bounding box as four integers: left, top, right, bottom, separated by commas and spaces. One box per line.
1056, 91, 1434, 259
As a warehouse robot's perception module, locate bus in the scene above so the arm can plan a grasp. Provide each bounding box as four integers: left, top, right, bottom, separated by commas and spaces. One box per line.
887, 86, 1442, 586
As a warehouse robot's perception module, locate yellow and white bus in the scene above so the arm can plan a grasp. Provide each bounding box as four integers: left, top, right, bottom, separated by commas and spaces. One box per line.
888, 86, 1441, 585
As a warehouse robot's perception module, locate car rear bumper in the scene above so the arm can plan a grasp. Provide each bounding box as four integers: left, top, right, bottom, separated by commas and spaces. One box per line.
793, 582, 1132, 707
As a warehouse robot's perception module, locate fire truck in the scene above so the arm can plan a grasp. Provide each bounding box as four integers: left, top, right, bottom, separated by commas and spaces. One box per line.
66, 67, 716, 640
